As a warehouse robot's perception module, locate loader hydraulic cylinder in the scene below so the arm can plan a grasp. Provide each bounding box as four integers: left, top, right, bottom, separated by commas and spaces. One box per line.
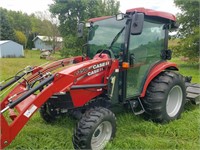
1, 75, 54, 114
0, 73, 26, 91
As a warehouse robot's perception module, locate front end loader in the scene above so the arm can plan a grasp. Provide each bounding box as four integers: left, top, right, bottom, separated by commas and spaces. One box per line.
1, 7, 199, 149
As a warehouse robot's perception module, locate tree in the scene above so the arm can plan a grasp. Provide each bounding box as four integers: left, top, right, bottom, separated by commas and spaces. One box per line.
7, 10, 32, 37
0, 8, 16, 41
49, 0, 120, 57
34, 11, 61, 53
172, 0, 200, 61
15, 30, 27, 47
26, 33, 35, 49
0, 8, 60, 49
50, 0, 119, 37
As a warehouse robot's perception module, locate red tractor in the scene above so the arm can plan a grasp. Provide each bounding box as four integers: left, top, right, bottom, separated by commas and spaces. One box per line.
1, 7, 199, 149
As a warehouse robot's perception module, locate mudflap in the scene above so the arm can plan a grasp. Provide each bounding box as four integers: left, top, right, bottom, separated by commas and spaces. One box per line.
186, 83, 200, 105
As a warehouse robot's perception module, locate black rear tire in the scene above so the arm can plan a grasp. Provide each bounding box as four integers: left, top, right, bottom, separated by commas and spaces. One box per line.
142, 71, 186, 123
73, 107, 116, 150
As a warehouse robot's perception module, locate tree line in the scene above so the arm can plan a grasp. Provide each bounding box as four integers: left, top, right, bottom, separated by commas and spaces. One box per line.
0, 7, 60, 49
172, 0, 199, 61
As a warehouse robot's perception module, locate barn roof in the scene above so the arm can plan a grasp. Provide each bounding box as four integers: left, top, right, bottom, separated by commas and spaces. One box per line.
0, 40, 9, 45
32, 36, 63, 42
0, 40, 22, 46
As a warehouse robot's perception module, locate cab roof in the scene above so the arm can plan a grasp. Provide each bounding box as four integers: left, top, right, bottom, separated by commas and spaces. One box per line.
88, 16, 112, 23
126, 7, 176, 21
88, 7, 176, 23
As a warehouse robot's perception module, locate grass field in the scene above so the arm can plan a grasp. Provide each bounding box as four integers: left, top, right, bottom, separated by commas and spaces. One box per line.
0, 50, 199, 149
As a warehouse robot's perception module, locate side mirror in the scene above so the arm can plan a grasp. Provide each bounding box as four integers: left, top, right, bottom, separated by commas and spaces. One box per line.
131, 13, 144, 35
77, 23, 84, 38
171, 22, 179, 29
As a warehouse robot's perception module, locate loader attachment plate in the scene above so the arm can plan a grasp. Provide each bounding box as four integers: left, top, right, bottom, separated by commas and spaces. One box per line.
186, 83, 200, 105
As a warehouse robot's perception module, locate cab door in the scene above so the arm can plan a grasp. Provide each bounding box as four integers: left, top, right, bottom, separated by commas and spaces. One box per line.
126, 19, 166, 98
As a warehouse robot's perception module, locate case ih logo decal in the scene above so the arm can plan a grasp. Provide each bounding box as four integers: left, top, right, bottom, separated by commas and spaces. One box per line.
87, 61, 110, 76
92, 61, 110, 69
87, 67, 104, 76
75, 61, 110, 77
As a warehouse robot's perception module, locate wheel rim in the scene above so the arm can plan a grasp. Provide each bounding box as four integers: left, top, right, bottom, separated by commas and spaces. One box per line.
166, 85, 183, 117
91, 121, 112, 150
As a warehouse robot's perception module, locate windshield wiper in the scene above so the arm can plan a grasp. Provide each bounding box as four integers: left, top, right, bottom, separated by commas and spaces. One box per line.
109, 27, 125, 49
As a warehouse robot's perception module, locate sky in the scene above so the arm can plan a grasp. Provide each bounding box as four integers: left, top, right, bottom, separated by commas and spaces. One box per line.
0, 0, 181, 15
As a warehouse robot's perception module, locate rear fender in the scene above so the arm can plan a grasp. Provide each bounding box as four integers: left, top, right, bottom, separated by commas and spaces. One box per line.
140, 61, 178, 97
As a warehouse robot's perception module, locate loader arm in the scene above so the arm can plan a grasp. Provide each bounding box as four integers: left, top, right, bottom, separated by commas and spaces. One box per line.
0, 54, 119, 149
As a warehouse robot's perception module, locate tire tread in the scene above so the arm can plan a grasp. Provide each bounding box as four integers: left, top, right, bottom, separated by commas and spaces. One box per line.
73, 107, 116, 149
142, 71, 186, 123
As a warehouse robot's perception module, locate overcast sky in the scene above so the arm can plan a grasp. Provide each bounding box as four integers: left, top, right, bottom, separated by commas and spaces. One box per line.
0, 0, 181, 15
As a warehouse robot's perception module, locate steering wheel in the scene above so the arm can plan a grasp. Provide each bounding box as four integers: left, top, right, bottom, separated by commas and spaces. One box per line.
109, 45, 124, 58
96, 49, 115, 58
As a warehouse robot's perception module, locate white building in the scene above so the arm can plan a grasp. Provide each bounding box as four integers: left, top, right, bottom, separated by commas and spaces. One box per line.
0, 40, 24, 58
32, 36, 63, 51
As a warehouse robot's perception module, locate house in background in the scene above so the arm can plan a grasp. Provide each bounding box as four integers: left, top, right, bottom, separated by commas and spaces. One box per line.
0, 40, 24, 58
32, 36, 63, 51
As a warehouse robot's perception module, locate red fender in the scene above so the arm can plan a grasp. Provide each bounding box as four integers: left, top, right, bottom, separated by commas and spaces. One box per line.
140, 61, 178, 97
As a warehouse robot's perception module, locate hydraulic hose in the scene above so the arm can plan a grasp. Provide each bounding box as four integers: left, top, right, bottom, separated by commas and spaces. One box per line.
0, 75, 54, 114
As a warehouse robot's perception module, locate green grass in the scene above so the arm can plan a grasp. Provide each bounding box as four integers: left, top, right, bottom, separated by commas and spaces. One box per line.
107, 105, 200, 149
0, 50, 60, 98
1, 50, 200, 149
171, 57, 200, 83
0, 50, 53, 81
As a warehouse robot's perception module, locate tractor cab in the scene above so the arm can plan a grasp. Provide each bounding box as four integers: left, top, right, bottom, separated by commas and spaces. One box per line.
85, 7, 178, 101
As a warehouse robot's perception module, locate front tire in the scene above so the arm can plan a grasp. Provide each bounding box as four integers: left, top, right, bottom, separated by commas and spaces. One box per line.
142, 71, 186, 123
40, 103, 56, 123
73, 107, 116, 150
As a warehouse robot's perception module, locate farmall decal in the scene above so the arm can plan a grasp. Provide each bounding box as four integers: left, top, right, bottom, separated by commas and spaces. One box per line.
87, 61, 110, 76
74, 67, 89, 76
